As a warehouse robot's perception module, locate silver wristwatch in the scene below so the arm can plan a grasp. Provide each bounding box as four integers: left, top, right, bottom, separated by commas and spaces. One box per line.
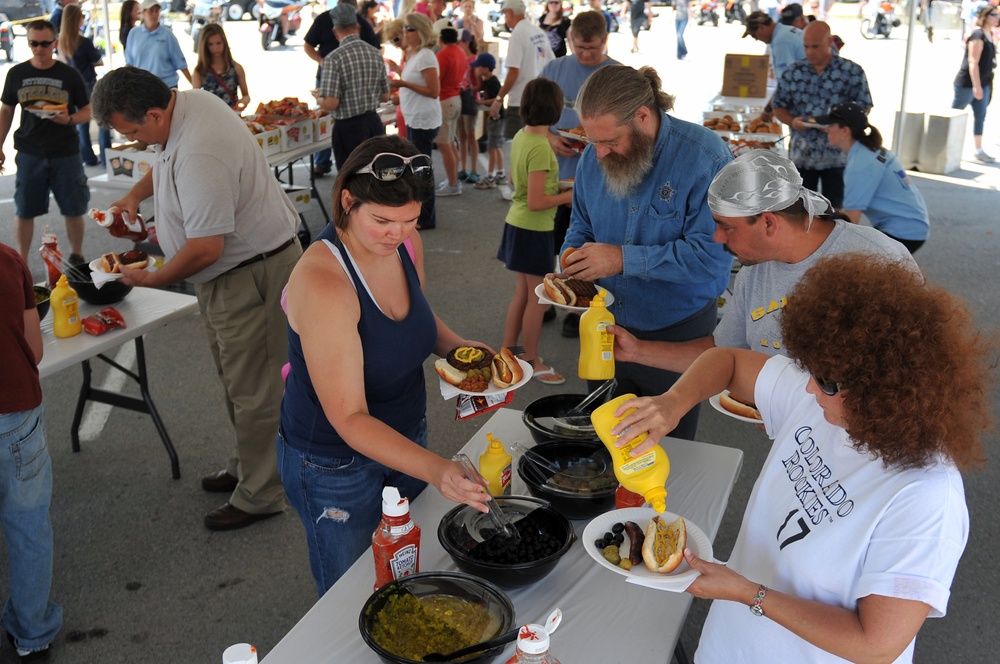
750, 584, 768, 617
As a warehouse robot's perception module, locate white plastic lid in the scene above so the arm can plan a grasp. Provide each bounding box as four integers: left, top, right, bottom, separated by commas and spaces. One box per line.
381, 486, 409, 518
515, 623, 550, 655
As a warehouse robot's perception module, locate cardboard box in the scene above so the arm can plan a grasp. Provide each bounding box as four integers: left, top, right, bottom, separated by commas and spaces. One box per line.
105, 147, 156, 183
721, 54, 770, 98
277, 119, 314, 152
253, 128, 282, 155
314, 115, 332, 142
282, 185, 313, 214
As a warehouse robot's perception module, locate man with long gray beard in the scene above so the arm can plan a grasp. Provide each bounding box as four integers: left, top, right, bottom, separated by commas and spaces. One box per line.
559, 64, 732, 440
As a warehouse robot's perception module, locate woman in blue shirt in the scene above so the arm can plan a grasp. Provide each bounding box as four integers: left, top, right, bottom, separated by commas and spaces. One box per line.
819, 101, 929, 254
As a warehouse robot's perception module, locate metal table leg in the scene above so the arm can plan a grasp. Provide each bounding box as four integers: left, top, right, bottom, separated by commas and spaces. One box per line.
69, 336, 181, 479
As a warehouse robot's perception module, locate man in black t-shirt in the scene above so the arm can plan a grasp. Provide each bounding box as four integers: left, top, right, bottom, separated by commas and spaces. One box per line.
0, 20, 91, 263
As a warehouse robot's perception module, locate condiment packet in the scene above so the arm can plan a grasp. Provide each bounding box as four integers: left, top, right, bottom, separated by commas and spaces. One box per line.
454, 392, 513, 421
82, 307, 126, 336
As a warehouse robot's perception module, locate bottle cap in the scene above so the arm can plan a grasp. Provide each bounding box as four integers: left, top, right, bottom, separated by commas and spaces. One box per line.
645, 486, 667, 514
486, 432, 503, 452
381, 486, 409, 517
56, 274, 68, 287
515, 623, 550, 655
590, 288, 607, 306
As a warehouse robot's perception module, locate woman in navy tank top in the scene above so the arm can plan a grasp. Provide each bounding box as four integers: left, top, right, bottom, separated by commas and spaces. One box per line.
278, 136, 492, 596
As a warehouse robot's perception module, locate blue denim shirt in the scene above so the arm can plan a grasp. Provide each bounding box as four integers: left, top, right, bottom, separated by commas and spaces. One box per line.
563, 111, 733, 332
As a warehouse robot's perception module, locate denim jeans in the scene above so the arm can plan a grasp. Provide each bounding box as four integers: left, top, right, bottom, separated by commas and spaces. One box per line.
277, 420, 429, 597
0, 406, 62, 653
313, 74, 333, 170
952, 84, 991, 136
407, 126, 439, 229
675, 14, 688, 59
799, 167, 845, 209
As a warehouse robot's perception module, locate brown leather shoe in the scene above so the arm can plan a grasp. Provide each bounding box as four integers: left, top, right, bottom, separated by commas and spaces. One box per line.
204, 503, 281, 531
201, 470, 238, 493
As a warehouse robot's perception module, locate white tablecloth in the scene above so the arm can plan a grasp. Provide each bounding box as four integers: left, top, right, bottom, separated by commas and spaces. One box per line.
261, 408, 744, 664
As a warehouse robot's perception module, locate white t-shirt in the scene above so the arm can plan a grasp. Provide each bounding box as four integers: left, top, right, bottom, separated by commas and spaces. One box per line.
696, 355, 969, 664
152, 90, 299, 283
504, 18, 555, 107
713, 221, 916, 355
400, 48, 441, 130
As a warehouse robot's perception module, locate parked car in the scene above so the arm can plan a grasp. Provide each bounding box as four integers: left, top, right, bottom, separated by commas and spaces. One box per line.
0, 0, 42, 22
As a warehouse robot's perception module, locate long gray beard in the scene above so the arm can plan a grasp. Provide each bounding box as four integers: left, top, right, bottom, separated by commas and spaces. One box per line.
599, 129, 655, 199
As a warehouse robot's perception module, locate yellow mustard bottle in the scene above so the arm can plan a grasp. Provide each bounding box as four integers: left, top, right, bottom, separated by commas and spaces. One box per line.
591, 394, 669, 513
578, 288, 615, 380
479, 433, 512, 496
51, 274, 83, 338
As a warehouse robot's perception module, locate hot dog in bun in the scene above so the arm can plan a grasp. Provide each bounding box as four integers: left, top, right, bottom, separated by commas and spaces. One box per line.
491, 347, 523, 388
642, 515, 687, 574
719, 391, 762, 421
100, 250, 148, 274
543, 275, 598, 307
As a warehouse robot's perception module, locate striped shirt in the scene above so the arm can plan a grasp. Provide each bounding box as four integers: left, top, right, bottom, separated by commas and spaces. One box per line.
319, 34, 389, 120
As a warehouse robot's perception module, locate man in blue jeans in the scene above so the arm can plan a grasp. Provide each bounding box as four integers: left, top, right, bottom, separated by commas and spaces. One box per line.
0, 244, 63, 663
675, 0, 690, 60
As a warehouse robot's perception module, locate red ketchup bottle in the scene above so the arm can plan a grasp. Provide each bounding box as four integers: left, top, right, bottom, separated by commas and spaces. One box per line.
372, 487, 420, 591
91, 208, 148, 242
615, 484, 646, 509
39, 227, 63, 289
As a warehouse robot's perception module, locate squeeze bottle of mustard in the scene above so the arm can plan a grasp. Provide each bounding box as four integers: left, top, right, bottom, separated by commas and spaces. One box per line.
479, 433, 512, 496
578, 288, 615, 380
50, 274, 82, 338
591, 394, 669, 513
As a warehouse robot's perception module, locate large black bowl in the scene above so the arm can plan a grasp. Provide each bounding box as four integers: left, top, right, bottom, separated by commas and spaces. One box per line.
438, 496, 576, 589
359, 571, 515, 664
522, 394, 600, 444
34, 285, 51, 320
518, 440, 617, 521
65, 264, 133, 306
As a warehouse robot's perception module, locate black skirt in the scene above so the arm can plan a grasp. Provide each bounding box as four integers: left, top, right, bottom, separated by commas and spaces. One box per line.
497, 223, 555, 276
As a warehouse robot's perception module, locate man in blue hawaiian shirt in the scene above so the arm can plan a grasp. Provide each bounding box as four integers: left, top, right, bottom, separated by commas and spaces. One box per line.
772, 20, 871, 208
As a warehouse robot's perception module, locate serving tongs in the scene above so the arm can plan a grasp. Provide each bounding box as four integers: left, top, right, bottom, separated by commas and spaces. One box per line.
551, 378, 617, 429
510, 442, 608, 482
452, 454, 520, 542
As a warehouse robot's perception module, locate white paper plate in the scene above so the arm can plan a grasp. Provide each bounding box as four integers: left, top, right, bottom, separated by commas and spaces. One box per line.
709, 390, 763, 424
27, 106, 60, 119
554, 128, 590, 144
89, 256, 155, 278
800, 121, 828, 130
558, 179, 574, 190
438, 357, 533, 397
583, 508, 713, 591
534, 282, 614, 313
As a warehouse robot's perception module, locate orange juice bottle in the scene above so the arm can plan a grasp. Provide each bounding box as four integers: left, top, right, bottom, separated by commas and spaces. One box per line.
50, 275, 82, 338
578, 289, 615, 380
591, 394, 669, 513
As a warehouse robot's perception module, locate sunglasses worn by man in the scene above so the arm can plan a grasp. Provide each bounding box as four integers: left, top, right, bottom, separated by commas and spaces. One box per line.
356, 153, 433, 181
29, 40, 55, 48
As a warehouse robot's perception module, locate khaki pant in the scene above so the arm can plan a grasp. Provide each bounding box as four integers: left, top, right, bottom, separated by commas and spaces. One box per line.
196, 240, 301, 513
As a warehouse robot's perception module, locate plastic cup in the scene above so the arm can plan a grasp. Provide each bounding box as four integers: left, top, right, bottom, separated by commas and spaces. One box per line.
222, 643, 258, 664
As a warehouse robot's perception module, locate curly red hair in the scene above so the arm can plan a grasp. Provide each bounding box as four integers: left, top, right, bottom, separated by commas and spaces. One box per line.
781, 253, 993, 470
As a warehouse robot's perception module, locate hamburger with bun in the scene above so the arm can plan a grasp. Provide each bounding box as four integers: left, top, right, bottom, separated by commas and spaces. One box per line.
99, 250, 149, 274
642, 515, 687, 574
435, 346, 523, 392
719, 391, 762, 421
559, 246, 577, 271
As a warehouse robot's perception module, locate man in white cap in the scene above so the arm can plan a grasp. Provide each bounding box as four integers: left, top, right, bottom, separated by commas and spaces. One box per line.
125, 0, 191, 89
315, 2, 389, 170
609, 149, 915, 373
489, 0, 554, 141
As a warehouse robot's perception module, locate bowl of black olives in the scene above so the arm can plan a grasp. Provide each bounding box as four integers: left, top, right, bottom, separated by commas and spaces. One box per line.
438, 496, 575, 589
517, 441, 617, 520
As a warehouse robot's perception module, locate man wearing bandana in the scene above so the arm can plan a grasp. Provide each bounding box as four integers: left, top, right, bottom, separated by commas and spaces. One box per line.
609, 150, 916, 371
560, 64, 732, 441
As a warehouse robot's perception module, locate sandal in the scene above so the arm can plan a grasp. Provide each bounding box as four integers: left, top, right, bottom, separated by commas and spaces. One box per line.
532, 361, 566, 385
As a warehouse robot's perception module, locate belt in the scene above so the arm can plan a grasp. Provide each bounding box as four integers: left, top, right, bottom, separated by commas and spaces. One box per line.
226, 237, 296, 275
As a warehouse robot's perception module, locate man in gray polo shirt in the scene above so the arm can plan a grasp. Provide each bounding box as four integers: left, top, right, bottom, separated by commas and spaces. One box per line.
609, 150, 916, 371
92, 66, 302, 531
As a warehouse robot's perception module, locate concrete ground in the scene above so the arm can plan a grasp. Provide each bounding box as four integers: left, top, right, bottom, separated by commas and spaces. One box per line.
1, 3, 999, 662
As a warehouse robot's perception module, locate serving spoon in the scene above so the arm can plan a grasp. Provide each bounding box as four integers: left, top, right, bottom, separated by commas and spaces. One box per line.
423, 608, 562, 662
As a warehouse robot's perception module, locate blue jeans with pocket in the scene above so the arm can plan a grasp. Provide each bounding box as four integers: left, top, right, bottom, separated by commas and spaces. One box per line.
277, 420, 428, 597
0, 406, 62, 654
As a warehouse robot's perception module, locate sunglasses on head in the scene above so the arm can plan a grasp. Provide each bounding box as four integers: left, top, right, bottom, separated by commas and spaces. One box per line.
356, 153, 433, 181
809, 370, 842, 397
29, 39, 55, 47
